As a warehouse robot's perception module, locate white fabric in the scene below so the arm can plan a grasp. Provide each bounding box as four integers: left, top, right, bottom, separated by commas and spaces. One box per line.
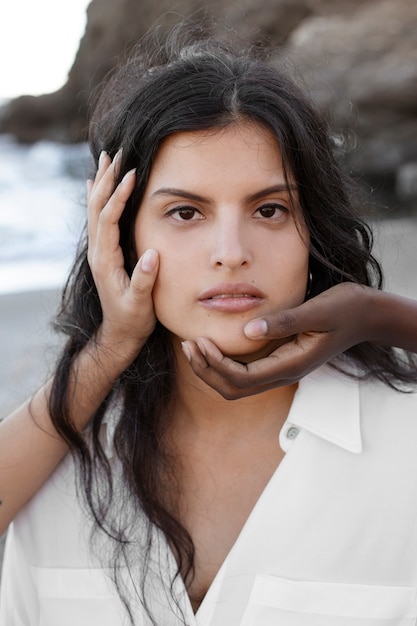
2, 365, 417, 625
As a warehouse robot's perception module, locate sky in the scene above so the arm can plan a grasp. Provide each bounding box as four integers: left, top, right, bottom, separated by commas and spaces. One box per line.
0, 0, 90, 99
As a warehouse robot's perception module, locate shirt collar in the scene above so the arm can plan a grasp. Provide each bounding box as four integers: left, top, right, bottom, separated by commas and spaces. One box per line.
100, 366, 362, 458
285, 365, 362, 454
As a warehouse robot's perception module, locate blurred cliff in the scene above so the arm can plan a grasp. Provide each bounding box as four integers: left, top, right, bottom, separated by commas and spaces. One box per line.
1, 0, 416, 210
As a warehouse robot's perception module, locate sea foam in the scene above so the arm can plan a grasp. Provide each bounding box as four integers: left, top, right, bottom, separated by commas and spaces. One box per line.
0, 137, 90, 294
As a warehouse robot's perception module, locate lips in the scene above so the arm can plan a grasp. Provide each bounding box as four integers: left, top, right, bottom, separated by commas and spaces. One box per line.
199, 282, 265, 300
210, 293, 255, 299
199, 283, 266, 312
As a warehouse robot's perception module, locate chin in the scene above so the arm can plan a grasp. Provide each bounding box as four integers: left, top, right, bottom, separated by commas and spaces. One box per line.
216, 336, 282, 363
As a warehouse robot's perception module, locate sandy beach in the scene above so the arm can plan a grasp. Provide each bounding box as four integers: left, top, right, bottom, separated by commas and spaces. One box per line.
0, 215, 416, 580
0, 289, 63, 419
0, 289, 63, 578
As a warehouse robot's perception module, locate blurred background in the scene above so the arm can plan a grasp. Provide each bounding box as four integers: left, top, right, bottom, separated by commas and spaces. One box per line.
0, 0, 417, 575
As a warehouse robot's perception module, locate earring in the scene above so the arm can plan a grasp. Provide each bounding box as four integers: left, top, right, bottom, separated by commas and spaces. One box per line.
306, 271, 313, 298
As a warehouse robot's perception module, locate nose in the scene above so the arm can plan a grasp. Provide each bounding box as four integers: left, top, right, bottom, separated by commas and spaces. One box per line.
210, 212, 252, 270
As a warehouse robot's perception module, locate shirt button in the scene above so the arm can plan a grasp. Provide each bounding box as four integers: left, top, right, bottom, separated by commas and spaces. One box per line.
286, 426, 300, 440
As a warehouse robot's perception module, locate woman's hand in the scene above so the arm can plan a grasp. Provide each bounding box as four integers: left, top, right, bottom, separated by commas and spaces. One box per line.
0, 151, 160, 534
181, 283, 379, 399
87, 150, 158, 359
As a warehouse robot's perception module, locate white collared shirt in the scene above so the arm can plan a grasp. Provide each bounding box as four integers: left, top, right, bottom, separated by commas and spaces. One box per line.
2, 365, 417, 625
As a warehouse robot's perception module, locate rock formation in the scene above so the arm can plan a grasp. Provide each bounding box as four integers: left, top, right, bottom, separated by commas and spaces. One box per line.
1, 0, 416, 209
281, 0, 417, 210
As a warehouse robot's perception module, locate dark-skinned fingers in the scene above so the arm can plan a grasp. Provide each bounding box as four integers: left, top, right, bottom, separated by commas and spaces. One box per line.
181, 340, 210, 372
195, 338, 254, 383
181, 339, 250, 399
244, 301, 332, 341
267, 283, 365, 338
187, 357, 284, 399
185, 338, 292, 397
248, 333, 337, 383
188, 362, 260, 400
242, 284, 366, 342
244, 310, 307, 340
182, 337, 304, 398
187, 336, 332, 399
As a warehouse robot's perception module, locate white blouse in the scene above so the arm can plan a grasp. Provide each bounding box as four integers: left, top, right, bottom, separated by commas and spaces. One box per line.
2, 365, 417, 625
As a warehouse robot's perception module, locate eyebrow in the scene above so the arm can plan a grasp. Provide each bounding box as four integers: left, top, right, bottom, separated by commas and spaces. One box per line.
151, 184, 298, 203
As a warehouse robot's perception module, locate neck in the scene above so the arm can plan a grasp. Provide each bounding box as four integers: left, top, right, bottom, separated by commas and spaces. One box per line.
170, 339, 297, 443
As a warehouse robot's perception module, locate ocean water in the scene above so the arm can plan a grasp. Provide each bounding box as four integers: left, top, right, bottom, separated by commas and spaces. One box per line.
0, 136, 91, 294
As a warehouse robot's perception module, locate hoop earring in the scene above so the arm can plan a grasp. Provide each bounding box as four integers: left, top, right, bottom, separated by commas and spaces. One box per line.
305, 271, 313, 298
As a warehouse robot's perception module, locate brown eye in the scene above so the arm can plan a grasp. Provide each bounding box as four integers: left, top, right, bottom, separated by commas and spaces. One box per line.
259, 206, 276, 218
167, 205, 204, 222
257, 204, 287, 218
177, 207, 197, 220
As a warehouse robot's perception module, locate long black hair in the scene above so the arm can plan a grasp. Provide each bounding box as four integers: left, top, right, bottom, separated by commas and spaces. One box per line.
49, 24, 417, 624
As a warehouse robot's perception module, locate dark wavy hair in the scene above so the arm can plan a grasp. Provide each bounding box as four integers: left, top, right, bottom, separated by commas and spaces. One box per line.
49, 24, 417, 624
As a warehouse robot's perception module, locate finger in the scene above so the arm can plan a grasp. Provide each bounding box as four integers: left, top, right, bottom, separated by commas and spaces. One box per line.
102, 249, 158, 339
86, 179, 94, 204
130, 249, 160, 298
88, 151, 112, 207
182, 339, 256, 399
181, 340, 210, 372
88, 150, 119, 216
189, 337, 292, 398
185, 336, 328, 399
244, 299, 333, 340
195, 337, 250, 380
240, 338, 327, 384
196, 337, 294, 387
187, 356, 278, 399
90, 149, 120, 196
88, 149, 124, 250
245, 283, 365, 341
98, 167, 136, 227
89, 168, 136, 271
92, 150, 111, 188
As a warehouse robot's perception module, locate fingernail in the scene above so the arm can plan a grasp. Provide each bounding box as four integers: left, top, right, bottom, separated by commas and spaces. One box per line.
114, 148, 123, 164
140, 249, 158, 272
98, 150, 107, 167
181, 342, 192, 362
195, 337, 207, 356
121, 168, 136, 183
244, 319, 267, 338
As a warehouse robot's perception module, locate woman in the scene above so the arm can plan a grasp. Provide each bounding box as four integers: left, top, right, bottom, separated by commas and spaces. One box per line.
1, 28, 417, 626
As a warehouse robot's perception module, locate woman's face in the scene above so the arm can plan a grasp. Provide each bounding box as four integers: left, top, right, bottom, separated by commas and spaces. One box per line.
135, 122, 309, 360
